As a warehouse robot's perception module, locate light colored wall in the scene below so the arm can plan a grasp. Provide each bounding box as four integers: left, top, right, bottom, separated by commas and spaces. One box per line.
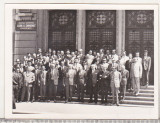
13, 10, 38, 63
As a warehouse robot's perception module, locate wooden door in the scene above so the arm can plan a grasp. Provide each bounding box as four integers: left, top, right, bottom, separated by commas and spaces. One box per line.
48, 10, 76, 51
85, 10, 116, 53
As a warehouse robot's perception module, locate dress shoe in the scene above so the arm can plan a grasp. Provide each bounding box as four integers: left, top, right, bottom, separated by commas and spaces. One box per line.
89, 100, 93, 103
116, 103, 119, 106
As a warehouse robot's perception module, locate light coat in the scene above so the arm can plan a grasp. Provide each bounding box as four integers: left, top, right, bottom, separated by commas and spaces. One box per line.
130, 61, 142, 78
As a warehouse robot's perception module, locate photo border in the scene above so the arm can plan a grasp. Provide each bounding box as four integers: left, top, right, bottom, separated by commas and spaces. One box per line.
1, 1, 159, 120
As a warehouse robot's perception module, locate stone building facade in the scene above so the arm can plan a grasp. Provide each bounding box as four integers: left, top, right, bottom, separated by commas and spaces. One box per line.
12, 9, 154, 84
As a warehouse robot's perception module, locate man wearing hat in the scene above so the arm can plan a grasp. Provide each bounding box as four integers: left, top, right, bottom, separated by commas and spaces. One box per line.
142, 50, 151, 87
130, 57, 142, 96
110, 66, 122, 106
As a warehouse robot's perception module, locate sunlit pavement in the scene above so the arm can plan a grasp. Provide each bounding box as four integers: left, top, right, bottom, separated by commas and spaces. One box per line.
13, 101, 153, 115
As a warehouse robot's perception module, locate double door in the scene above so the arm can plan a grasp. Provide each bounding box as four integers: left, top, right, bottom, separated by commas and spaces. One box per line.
85, 10, 116, 53
48, 10, 76, 51
125, 10, 154, 85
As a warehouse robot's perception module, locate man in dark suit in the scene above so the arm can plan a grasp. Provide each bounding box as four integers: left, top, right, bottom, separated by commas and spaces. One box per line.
98, 66, 110, 104
125, 53, 133, 91
12, 67, 23, 102
89, 64, 99, 104
142, 50, 151, 87
58, 61, 68, 100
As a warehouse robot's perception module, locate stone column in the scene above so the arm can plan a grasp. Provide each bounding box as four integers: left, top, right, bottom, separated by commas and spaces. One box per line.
43, 10, 49, 52
116, 10, 125, 55
37, 10, 49, 52
76, 10, 86, 54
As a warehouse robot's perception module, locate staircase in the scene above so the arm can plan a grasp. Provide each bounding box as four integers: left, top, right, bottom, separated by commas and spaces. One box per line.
69, 85, 154, 107
43, 85, 154, 107
121, 85, 154, 106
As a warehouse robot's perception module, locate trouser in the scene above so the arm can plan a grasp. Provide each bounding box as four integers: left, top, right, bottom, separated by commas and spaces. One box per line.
21, 86, 27, 101
120, 79, 127, 99
58, 79, 65, 98
77, 83, 85, 101
40, 83, 46, 97
21, 85, 34, 102
13, 85, 18, 102
34, 84, 40, 101
18, 86, 23, 102
111, 83, 119, 104
13, 87, 16, 109
101, 83, 109, 103
89, 85, 98, 103
131, 77, 140, 94
48, 82, 54, 100
27, 86, 34, 101
65, 85, 73, 101
53, 85, 58, 100
32, 83, 36, 101
13, 85, 18, 109
143, 70, 150, 86
127, 77, 132, 90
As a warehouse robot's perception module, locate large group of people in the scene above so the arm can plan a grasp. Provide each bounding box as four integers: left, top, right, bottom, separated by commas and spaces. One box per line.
12, 48, 151, 109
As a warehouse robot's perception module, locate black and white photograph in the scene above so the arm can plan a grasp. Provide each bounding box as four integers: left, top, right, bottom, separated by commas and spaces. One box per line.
4, 3, 159, 119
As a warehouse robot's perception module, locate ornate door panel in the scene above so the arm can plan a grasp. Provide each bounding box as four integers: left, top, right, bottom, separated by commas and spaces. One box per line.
125, 10, 154, 85
48, 10, 76, 51
86, 10, 116, 53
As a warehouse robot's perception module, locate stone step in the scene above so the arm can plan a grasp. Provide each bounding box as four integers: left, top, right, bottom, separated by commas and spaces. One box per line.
119, 104, 154, 107
121, 100, 154, 106
124, 96, 154, 101
60, 97, 154, 106
139, 89, 154, 93
125, 92, 154, 97
140, 86, 154, 90
38, 95, 154, 106
38, 85, 154, 106
71, 96, 154, 102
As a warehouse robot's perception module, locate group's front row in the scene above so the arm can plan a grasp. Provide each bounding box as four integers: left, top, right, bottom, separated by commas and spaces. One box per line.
13, 59, 141, 108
